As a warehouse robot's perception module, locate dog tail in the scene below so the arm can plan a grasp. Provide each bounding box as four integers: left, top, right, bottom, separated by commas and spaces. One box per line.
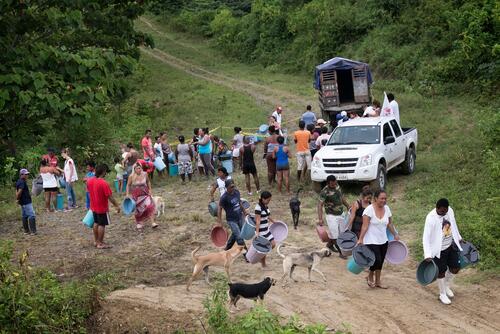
277, 244, 286, 259
191, 246, 201, 263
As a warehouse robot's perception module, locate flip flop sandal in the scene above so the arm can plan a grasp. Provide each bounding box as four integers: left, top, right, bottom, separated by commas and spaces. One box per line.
96, 244, 112, 249
366, 277, 376, 288
375, 284, 388, 289
152, 223, 159, 228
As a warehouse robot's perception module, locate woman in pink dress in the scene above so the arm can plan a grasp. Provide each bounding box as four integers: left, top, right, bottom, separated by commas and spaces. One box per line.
126, 163, 157, 230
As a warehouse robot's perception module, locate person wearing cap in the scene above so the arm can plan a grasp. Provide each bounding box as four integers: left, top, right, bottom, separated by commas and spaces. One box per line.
210, 167, 232, 201
423, 198, 464, 305
301, 105, 317, 127
318, 175, 350, 258
217, 179, 248, 250
16, 169, 37, 235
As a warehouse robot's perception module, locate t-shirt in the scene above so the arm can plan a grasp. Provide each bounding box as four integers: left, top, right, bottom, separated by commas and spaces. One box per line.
87, 178, 113, 214
154, 142, 163, 159
63, 158, 78, 182
219, 189, 242, 222
16, 179, 31, 205
141, 137, 153, 159
390, 100, 400, 124
362, 204, 393, 245
316, 133, 330, 148
42, 154, 58, 167
301, 111, 317, 127
294, 130, 311, 153
319, 185, 344, 215
272, 111, 282, 125
176, 143, 192, 163
214, 176, 231, 196
115, 163, 125, 177
441, 219, 453, 251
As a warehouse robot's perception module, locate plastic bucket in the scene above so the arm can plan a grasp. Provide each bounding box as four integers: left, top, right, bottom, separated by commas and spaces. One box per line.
169, 164, 178, 176
154, 156, 166, 172
240, 198, 250, 210
386, 227, 398, 241
352, 245, 376, 268
460, 241, 479, 265
58, 177, 66, 189
417, 260, 439, 286
122, 198, 136, 216
316, 225, 330, 242
385, 240, 408, 265
347, 256, 364, 274
211, 226, 228, 248
114, 180, 120, 193
259, 124, 269, 134
208, 201, 218, 217
269, 221, 288, 244
338, 230, 358, 256
168, 152, 176, 163
240, 215, 256, 240
246, 236, 272, 264
221, 159, 233, 174
122, 179, 127, 192
56, 194, 64, 210
459, 254, 470, 269
82, 210, 94, 228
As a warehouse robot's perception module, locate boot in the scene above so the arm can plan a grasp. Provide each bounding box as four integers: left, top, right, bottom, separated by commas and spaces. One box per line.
22, 217, 29, 234
444, 271, 455, 298
28, 217, 37, 235
437, 278, 451, 305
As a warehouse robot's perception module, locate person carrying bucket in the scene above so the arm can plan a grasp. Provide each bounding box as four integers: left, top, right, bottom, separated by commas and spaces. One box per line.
87, 164, 120, 249
263, 125, 278, 186
210, 167, 231, 202
423, 198, 464, 305
217, 179, 248, 251
357, 190, 399, 288
254, 191, 277, 268
126, 163, 158, 231
347, 186, 373, 238
318, 175, 350, 258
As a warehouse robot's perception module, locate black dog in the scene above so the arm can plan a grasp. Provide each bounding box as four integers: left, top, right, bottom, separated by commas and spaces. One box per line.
228, 277, 276, 308
289, 188, 302, 230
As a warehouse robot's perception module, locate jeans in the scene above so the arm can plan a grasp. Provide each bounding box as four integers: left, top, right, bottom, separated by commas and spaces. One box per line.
66, 181, 76, 208
20, 203, 36, 233
225, 218, 244, 250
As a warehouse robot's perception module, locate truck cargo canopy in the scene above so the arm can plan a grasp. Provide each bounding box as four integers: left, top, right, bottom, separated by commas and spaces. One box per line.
314, 57, 373, 89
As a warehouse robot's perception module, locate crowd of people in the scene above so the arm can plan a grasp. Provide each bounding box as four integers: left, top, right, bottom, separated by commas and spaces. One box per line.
14, 94, 467, 304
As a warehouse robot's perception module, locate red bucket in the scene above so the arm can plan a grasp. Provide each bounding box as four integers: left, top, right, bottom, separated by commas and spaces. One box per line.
316, 225, 330, 242
211, 226, 228, 248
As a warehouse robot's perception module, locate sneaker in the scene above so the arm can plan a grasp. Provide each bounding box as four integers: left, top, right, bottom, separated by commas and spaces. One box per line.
439, 294, 451, 305
248, 192, 253, 196
445, 286, 454, 298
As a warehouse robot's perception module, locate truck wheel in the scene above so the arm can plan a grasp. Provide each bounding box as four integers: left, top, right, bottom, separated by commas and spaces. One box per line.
370, 164, 387, 190
312, 181, 323, 193
401, 147, 416, 175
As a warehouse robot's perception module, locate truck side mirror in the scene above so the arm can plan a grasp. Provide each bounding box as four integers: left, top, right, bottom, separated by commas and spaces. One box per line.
384, 136, 395, 145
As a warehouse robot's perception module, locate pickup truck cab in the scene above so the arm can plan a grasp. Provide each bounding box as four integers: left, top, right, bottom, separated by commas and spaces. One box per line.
311, 117, 418, 190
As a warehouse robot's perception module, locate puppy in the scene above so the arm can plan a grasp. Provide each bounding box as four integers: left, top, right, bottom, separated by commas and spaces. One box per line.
228, 277, 276, 309
289, 188, 302, 230
186, 244, 244, 291
277, 244, 331, 283
152, 196, 165, 217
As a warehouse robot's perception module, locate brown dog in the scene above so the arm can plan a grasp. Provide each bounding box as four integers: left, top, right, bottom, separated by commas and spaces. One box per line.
186, 244, 244, 291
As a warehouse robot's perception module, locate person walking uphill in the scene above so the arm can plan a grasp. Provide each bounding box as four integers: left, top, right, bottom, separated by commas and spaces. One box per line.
87, 164, 120, 249
16, 169, 37, 235
423, 198, 464, 305
357, 190, 399, 289
301, 105, 317, 127
318, 175, 350, 258
61, 148, 78, 210
264, 125, 278, 186
217, 179, 248, 251
240, 136, 260, 195
294, 120, 312, 182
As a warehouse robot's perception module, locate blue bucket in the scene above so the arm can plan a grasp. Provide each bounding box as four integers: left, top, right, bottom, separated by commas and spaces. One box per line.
56, 194, 64, 210
122, 179, 127, 192
259, 124, 269, 134
208, 201, 218, 217
416, 259, 439, 286
122, 198, 136, 216
221, 159, 233, 174
347, 256, 364, 274
154, 156, 166, 172
168, 152, 176, 163
169, 164, 178, 176
114, 180, 120, 193
82, 210, 94, 228
241, 215, 256, 240
386, 227, 398, 241
58, 177, 66, 189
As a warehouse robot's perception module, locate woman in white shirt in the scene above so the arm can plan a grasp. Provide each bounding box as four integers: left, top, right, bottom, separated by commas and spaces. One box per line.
62, 148, 78, 210
422, 198, 463, 305
39, 159, 63, 212
358, 190, 399, 289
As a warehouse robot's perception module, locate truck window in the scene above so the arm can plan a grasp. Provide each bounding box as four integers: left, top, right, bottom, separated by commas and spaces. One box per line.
383, 123, 394, 140
328, 125, 380, 145
389, 120, 402, 137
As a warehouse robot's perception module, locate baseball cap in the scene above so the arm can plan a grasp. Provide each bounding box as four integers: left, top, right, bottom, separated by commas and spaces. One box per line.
341, 111, 347, 117
317, 118, 327, 124
225, 179, 235, 188
20, 168, 29, 175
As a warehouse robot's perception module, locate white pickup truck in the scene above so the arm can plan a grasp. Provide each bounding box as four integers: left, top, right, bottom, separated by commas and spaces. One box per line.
311, 117, 418, 190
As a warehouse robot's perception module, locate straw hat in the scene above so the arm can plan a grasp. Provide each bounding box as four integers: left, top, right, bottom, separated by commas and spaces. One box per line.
317, 118, 327, 125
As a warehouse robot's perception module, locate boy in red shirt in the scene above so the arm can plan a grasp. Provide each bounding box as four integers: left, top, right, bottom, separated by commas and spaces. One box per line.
87, 164, 120, 249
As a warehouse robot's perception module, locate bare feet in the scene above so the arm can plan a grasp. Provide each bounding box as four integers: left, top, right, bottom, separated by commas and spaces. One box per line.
375, 283, 388, 289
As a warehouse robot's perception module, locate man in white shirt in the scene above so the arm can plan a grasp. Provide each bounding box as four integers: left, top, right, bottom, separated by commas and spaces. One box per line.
272, 106, 283, 127
423, 198, 463, 305
387, 93, 400, 124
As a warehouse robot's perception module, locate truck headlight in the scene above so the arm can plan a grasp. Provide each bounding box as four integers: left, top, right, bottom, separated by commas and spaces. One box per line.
359, 154, 372, 167
312, 156, 322, 168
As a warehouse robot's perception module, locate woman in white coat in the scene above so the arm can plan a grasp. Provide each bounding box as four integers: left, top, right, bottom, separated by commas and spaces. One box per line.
423, 198, 464, 305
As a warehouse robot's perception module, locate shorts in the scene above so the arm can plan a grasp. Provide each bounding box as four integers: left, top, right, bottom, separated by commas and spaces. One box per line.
232, 148, 240, 158
242, 164, 257, 175
44, 187, 58, 192
116, 175, 123, 181
21, 203, 36, 219
434, 244, 460, 274
178, 161, 193, 175
277, 164, 289, 171
93, 212, 110, 226
296, 151, 312, 170
325, 214, 344, 239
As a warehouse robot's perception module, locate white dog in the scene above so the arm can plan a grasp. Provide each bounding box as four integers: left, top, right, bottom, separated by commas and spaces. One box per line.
152, 196, 165, 217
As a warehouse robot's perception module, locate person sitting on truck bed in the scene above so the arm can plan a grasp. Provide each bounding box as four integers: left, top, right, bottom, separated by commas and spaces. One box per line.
363, 100, 381, 117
